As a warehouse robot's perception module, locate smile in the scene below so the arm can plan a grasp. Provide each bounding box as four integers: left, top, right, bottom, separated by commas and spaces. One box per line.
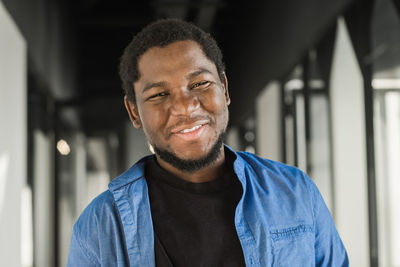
179, 124, 203, 133
172, 123, 207, 141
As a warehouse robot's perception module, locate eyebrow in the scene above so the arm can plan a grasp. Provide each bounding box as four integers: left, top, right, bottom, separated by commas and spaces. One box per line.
186, 68, 213, 80
141, 68, 213, 93
141, 81, 167, 93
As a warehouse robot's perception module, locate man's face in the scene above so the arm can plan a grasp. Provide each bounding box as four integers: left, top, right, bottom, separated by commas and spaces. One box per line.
125, 40, 230, 166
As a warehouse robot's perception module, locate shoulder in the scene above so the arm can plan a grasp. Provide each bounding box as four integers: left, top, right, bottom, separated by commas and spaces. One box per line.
72, 190, 118, 240
234, 151, 319, 213
235, 151, 311, 188
72, 189, 121, 243
75, 190, 115, 225
73, 155, 152, 233
235, 151, 321, 227
69, 190, 117, 264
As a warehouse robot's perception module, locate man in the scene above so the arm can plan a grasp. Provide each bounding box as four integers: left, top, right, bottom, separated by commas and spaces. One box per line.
67, 19, 348, 266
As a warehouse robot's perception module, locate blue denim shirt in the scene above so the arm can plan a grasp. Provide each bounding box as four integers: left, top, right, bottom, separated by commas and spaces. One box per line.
67, 147, 348, 266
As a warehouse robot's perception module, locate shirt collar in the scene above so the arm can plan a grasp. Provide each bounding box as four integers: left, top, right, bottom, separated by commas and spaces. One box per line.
108, 144, 246, 193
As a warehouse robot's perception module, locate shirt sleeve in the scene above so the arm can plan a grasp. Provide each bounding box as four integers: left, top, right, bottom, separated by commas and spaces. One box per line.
67, 224, 99, 267
307, 176, 349, 267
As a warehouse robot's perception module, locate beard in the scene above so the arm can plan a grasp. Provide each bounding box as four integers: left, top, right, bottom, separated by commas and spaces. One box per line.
152, 132, 226, 173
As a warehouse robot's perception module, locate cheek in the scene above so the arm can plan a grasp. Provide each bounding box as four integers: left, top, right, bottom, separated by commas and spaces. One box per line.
139, 106, 167, 139
201, 90, 228, 117
212, 92, 230, 128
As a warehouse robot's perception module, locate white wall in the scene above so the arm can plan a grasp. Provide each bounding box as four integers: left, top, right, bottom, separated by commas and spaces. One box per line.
374, 92, 400, 267
33, 130, 54, 267
310, 95, 333, 213
256, 81, 282, 161
226, 126, 240, 151
330, 18, 369, 266
59, 133, 88, 267
125, 121, 150, 169
0, 1, 27, 266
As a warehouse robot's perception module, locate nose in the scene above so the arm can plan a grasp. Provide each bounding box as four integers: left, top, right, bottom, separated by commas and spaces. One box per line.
170, 90, 200, 116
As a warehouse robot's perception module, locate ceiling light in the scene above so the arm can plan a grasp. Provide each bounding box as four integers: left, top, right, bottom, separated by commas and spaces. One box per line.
57, 139, 70, 155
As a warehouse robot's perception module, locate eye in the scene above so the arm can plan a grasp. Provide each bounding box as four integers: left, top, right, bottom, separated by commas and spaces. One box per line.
191, 81, 211, 90
148, 92, 168, 100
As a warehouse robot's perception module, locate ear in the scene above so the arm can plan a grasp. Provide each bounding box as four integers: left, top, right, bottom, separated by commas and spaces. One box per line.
222, 72, 231, 105
124, 96, 142, 128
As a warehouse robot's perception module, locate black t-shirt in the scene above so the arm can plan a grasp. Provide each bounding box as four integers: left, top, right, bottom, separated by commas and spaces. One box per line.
144, 151, 246, 267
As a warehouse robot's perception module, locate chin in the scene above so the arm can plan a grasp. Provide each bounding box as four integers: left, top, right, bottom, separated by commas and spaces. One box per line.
176, 145, 213, 158
152, 133, 225, 172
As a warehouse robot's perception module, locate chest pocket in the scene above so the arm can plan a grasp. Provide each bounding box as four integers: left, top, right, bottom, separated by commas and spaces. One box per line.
270, 224, 315, 267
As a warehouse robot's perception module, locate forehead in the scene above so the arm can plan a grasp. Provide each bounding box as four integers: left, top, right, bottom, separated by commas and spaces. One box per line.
136, 40, 217, 80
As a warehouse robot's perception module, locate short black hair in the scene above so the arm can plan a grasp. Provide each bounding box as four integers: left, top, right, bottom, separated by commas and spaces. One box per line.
119, 18, 225, 103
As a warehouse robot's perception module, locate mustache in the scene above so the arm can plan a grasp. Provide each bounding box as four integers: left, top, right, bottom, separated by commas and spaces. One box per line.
166, 115, 214, 134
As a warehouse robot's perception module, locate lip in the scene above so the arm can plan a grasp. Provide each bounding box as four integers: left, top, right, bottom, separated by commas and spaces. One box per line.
171, 123, 208, 141
170, 120, 209, 134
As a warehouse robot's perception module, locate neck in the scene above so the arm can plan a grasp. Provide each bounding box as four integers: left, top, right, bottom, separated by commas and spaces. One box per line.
155, 146, 226, 183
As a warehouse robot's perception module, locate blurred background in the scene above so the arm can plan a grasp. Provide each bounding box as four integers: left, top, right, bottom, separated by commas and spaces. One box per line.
0, 0, 399, 266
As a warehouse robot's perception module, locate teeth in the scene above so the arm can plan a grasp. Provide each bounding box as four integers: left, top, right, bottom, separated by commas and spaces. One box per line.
181, 124, 202, 133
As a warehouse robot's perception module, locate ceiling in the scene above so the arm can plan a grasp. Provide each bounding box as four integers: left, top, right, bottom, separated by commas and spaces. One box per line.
4, 0, 360, 132
73, 0, 239, 132
71, 0, 355, 132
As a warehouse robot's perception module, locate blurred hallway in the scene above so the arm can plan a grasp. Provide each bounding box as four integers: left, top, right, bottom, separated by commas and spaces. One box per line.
1, 0, 400, 266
